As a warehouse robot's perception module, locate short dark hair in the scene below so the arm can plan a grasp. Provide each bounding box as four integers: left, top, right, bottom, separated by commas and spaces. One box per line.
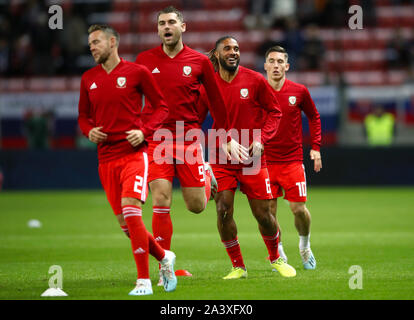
88, 24, 120, 46
157, 6, 184, 22
265, 46, 288, 61
208, 36, 238, 71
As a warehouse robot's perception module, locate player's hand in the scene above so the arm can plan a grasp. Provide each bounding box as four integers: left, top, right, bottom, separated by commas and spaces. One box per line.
249, 141, 264, 157
222, 139, 249, 163
310, 149, 322, 172
126, 129, 145, 147
88, 127, 107, 144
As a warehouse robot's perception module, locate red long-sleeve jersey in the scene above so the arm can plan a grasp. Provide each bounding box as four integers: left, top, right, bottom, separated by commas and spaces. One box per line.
264, 79, 321, 163
78, 58, 169, 163
135, 44, 228, 142
199, 66, 282, 166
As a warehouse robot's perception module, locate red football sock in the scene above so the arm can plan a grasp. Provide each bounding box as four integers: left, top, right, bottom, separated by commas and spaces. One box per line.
222, 237, 245, 269
261, 230, 280, 263
122, 205, 149, 279
121, 226, 165, 261
147, 231, 165, 261
152, 206, 173, 250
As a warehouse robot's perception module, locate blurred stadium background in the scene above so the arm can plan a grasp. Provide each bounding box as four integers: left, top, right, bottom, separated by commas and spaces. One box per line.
0, 0, 413, 189
1, 0, 414, 301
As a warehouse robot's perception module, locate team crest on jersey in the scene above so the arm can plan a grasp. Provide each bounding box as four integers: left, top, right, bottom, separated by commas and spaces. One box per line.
289, 96, 297, 105
183, 66, 192, 77
240, 88, 249, 99
116, 77, 126, 88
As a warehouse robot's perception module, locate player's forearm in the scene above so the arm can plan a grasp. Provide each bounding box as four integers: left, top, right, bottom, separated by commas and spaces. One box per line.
202, 62, 228, 129
141, 104, 169, 138
78, 115, 94, 138
261, 111, 282, 145
308, 117, 322, 151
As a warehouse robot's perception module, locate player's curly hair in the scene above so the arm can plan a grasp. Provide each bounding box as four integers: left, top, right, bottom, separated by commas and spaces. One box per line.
208, 36, 238, 71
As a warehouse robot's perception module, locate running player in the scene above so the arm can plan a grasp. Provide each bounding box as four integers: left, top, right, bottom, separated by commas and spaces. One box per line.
135, 7, 246, 283
200, 36, 297, 279
78, 24, 177, 295
263, 46, 322, 269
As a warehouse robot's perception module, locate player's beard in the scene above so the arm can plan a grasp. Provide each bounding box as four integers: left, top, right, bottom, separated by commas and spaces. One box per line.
219, 56, 239, 73
95, 49, 111, 65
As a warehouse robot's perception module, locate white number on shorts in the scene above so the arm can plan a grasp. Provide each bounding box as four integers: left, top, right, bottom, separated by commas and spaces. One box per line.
265, 178, 271, 194
296, 182, 307, 197
198, 165, 205, 183
134, 175, 143, 194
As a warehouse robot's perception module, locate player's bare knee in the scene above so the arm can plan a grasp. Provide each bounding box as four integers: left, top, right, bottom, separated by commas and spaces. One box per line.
152, 191, 172, 207
186, 198, 205, 214
290, 202, 306, 216
256, 212, 274, 229
269, 201, 277, 215
216, 202, 233, 221
121, 197, 141, 207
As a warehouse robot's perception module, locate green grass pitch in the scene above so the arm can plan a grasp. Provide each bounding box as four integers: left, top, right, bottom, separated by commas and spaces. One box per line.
0, 187, 413, 300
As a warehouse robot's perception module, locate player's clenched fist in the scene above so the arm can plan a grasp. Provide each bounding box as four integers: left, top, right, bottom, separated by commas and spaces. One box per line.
126, 129, 145, 147
88, 126, 108, 144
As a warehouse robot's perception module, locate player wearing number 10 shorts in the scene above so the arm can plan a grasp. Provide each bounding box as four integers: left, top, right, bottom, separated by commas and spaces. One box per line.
264, 46, 322, 270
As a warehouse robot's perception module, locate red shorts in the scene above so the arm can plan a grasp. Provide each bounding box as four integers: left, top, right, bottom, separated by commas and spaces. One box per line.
147, 141, 206, 187
98, 152, 149, 215
267, 162, 307, 202
211, 165, 272, 200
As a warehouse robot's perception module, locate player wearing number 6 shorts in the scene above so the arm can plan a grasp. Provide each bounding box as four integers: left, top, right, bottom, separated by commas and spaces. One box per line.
199, 36, 297, 280
78, 25, 177, 296
264, 46, 322, 270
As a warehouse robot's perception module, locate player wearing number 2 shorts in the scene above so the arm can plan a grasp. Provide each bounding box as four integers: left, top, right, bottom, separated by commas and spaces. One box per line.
199, 36, 297, 280
264, 46, 322, 270
78, 25, 177, 296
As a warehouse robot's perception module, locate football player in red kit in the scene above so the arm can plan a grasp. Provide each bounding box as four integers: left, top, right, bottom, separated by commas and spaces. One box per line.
200, 36, 297, 279
78, 24, 177, 296
264, 46, 322, 270
135, 7, 246, 283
